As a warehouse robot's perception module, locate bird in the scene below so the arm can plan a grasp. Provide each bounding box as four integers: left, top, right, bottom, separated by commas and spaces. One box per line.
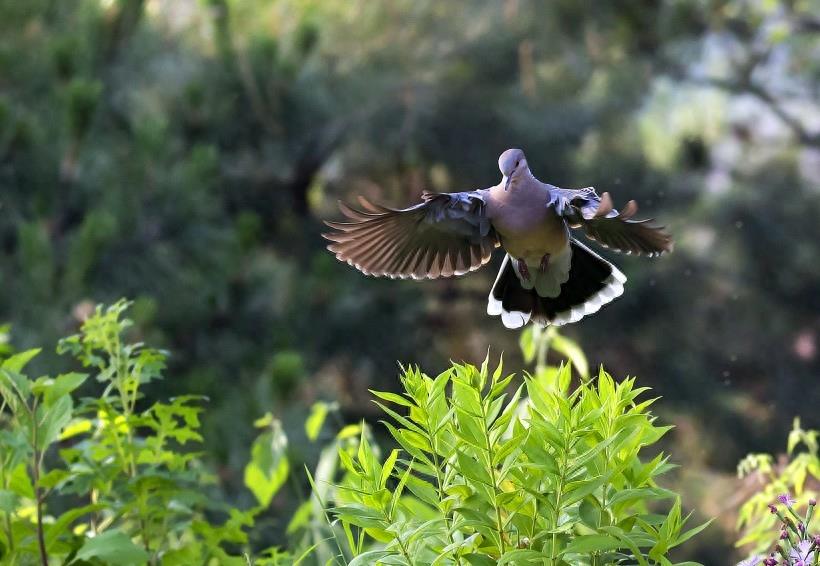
323, 148, 673, 329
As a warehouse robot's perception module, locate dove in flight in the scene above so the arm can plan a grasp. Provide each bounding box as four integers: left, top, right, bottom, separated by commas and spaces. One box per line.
323, 148, 673, 329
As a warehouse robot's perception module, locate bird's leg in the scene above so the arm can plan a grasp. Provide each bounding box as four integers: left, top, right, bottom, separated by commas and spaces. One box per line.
539, 253, 551, 273
516, 258, 531, 282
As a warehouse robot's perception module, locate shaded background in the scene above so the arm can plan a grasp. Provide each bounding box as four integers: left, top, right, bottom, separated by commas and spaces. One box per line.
0, 0, 818, 561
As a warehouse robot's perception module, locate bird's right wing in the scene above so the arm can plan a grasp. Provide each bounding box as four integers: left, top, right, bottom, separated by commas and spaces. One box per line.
551, 186, 673, 257
323, 191, 500, 279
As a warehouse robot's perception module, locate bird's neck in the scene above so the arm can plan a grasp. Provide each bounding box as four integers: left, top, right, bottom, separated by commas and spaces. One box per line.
509, 169, 535, 190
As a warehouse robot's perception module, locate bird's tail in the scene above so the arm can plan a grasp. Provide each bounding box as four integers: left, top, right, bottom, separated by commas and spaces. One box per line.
487, 239, 626, 329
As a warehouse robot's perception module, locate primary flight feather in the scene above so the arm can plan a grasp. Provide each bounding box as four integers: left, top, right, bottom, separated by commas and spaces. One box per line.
323, 148, 673, 329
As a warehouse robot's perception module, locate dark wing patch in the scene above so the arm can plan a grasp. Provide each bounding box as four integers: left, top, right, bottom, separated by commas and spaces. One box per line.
552, 187, 673, 257
323, 191, 500, 279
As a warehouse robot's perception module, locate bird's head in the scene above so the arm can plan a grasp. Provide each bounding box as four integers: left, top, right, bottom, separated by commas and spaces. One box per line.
498, 148, 528, 190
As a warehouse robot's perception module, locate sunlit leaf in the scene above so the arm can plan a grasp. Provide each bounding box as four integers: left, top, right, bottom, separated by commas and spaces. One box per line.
74, 530, 151, 565
244, 420, 289, 507
305, 401, 330, 441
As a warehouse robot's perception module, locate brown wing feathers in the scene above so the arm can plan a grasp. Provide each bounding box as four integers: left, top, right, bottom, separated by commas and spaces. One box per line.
571, 191, 673, 257
323, 194, 498, 279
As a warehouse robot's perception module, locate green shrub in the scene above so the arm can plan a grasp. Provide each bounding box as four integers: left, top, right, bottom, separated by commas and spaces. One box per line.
322, 358, 708, 565
735, 420, 820, 565
0, 301, 282, 565
0, 301, 708, 565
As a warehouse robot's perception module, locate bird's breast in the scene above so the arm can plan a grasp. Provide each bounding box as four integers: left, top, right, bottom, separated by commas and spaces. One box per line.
488, 195, 568, 261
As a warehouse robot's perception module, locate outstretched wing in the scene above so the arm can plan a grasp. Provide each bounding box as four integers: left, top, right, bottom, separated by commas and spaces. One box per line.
552, 186, 673, 257
323, 191, 500, 279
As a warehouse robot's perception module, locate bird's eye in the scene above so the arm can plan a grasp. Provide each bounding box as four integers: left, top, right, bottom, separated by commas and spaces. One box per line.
515, 160, 520, 166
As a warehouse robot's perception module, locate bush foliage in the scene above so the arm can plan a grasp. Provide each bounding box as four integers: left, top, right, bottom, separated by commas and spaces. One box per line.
328, 361, 709, 565
735, 420, 820, 564
0, 301, 710, 565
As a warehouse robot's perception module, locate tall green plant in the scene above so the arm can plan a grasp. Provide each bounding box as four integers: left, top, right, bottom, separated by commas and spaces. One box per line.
326, 358, 708, 565
0, 301, 291, 565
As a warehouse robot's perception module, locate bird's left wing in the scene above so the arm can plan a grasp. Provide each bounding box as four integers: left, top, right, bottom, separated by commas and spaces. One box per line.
551, 186, 673, 257
323, 190, 500, 279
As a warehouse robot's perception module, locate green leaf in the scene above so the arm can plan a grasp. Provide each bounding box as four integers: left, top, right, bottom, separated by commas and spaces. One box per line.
578, 498, 602, 528
2, 348, 40, 374
73, 530, 151, 565
36, 395, 73, 449
551, 331, 589, 378
254, 412, 274, 428
380, 448, 399, 489
370, 390, 415, 408
244, 420, 289, 507
562, 474, 610, 508
44, 372, 88, 405
305, 401, 330, 441
456, 450, 493, 487
337, 423, 362, 440
47, 504, 107, 548
561, 534, 622, 554
404, 474, 440, 507
331, 504, 385, 529
59, 418, 93, 440
497, 549, 547, 564
608, 487, 676, 508
0, 368, 31, 405
286, 501, 313, 535
673, 518, 713, 547
463, 553, 499, 566
519, 326, 536, 363
0, 489, 18, 512
7, 463, 34, 498
348, 550, 393, 566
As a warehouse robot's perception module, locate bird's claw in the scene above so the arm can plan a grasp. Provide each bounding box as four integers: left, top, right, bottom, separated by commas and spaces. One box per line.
539, 253, 551, 273
517, 258, 531, 281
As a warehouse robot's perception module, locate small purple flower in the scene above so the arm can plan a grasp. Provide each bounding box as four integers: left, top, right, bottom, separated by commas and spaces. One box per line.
814, 534, 820, 546
780, 529, 788, 540
769, 504, 779, 514
737, 556, 764, 566
790, 540, 815, 563
810, 498, 817, 506
778, 493, 797, 506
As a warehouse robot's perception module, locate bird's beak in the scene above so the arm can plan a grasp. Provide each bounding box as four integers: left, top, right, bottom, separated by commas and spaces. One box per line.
504, 176, 512, 191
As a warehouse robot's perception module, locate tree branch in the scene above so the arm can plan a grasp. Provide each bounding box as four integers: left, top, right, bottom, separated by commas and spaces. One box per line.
690, 75, 820, 147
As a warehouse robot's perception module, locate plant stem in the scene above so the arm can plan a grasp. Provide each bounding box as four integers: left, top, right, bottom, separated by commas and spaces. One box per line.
3, 512, 12, 555
108, 335, 153, 560
479, 398, 506, 555
424, 408, 463, 566
34, 471, 48, 566
30, 413, 48, 566
549, 444, 568, 565
535, 327, 550, 373
0, 455, 14, 555
395, 535, 414, 566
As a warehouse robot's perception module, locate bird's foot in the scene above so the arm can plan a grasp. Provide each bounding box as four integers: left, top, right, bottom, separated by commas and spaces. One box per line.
539, 253, 551, 273
517, 258, 531, 282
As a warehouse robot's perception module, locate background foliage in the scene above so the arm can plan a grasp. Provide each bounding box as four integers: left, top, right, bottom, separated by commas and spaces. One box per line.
0, 301, 709, 565
0, 0, 818, 562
